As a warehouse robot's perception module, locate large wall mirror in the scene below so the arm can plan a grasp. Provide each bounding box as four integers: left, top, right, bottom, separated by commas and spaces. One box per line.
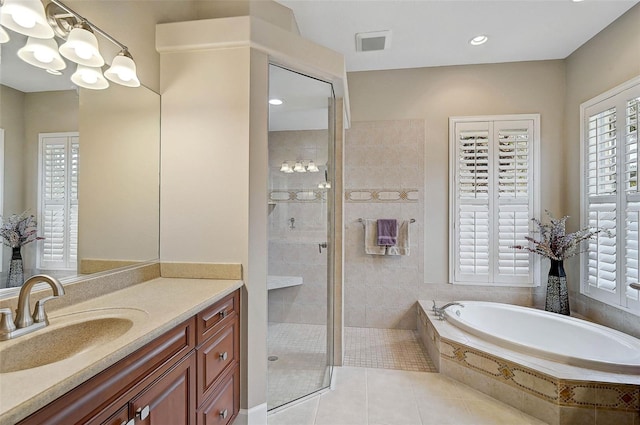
0, 30, 160, 292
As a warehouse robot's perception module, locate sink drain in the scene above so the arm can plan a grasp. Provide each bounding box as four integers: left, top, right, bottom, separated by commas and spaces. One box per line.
268, 355, 279, 361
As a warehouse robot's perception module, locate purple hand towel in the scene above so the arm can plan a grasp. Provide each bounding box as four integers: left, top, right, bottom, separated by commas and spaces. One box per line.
377, 219, 398, 246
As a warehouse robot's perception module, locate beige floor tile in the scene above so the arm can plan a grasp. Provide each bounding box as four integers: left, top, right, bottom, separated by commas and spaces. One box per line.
465, 399, 536, 425
267, 397, 319, 425
315, 385, 368, 425
417, 396, 476, 425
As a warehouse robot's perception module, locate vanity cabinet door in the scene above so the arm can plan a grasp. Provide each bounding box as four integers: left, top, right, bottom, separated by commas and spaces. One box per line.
129, 352, 197, 425
197, 367, 239, 425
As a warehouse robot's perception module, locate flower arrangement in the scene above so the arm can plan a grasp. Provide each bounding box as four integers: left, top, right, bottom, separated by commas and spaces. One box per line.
512, 211, 611, 261
0, 211, 44, 248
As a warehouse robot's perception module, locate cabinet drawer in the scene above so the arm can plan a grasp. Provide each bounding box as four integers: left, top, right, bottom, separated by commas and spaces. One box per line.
197, 367, 239, 425
197, 318, 238, 405
197, 291, 239, 344
130, 352, 196, 425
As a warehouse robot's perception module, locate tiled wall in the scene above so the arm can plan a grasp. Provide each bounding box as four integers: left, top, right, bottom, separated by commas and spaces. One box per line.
344, 120, 425, 329
344, 119, 543, 330
268, 130, 330, 325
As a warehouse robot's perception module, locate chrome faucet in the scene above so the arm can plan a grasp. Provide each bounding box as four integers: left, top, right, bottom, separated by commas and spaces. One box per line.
432, 300, 464, 320
0, 275, 65, 340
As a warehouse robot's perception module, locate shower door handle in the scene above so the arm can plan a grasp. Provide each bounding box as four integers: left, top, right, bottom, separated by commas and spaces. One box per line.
318, 242, 328, 253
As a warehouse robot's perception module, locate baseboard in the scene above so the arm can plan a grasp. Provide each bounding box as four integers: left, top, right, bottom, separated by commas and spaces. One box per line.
235, 403, 267, 425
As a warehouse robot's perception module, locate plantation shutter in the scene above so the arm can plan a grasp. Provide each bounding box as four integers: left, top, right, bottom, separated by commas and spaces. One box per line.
38, 133, 79, 270
582, 78, 640, 313
455, 123, 491, 283
624, 96, 640, 310
494, 121, 533, 284
451, 116, 538, 286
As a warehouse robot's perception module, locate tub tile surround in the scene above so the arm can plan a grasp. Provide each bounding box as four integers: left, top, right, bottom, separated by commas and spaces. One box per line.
417, 302, 640, 425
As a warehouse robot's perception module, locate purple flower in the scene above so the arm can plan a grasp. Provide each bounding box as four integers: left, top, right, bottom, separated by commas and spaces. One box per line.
511, 210, 612, 261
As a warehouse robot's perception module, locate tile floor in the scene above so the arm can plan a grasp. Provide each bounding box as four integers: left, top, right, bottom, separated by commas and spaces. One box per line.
343, 327, 436, 372
267, 367, 549, 425
268, 323, 331, 410
268, 324, 436, 409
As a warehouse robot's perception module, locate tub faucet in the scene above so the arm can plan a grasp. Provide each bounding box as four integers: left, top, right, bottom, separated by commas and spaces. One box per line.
432, 300, 464, 320
0, 274, 65, 341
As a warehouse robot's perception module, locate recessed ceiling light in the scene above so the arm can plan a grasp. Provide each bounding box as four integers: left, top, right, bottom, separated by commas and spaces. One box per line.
470, 35, 488, 46
572, 0, 584, 2
269, 98, 283, 105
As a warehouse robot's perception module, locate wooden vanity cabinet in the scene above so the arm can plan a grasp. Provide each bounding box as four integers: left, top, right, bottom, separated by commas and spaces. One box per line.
17, 289, 240, 425
196, 290, 240, 425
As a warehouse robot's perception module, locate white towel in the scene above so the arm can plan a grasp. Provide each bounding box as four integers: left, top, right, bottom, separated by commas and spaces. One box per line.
364, 219, 386, 255
386, 220, 410, 256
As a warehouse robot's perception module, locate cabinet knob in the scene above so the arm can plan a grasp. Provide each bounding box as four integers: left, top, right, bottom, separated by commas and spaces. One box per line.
219, 351, 228, 361
136, 405, 150, 420
219, 310, 227, 319
219, 409, 228, 419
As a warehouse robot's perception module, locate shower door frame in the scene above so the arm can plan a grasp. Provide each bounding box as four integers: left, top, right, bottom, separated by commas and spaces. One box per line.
266, 62, 338, 410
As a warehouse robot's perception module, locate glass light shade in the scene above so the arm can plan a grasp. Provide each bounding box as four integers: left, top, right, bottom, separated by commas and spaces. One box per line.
0, 26, 9, 43
59, 26, 104, 67
306, 161, 319, 172
71, 64, 109, 90
293, 162, 306, 173
17, 37, 66, 70
280, 162, 291, 173
324, 181, 331, 189
104, 53, 140, 87
0, 0, 54, 39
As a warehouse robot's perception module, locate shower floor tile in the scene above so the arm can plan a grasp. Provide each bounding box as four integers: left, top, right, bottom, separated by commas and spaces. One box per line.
268, 322, 330, 410
344, 327, 436, 372
268, 323, 436, 410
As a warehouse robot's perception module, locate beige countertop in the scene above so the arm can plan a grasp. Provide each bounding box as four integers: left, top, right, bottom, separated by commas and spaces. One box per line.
0, 277, 243, 425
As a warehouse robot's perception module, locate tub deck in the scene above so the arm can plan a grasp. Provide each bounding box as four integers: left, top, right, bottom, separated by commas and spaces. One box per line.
417, 301, 640, 425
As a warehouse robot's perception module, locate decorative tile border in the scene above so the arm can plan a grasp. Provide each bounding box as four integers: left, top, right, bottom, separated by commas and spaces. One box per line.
417, 305, 640, 415
441, 339, 560, 403
269, 189, 327, 203
344, 188, 419, 203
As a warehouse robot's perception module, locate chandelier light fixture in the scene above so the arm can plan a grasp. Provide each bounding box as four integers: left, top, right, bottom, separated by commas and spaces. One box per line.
0, 0, 140, 89
280, 160, 321, 174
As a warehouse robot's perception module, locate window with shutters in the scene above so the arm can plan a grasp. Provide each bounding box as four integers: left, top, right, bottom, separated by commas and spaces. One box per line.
449, 115, 540, 286
37, 133, 79, 271
581, 76, 640, 315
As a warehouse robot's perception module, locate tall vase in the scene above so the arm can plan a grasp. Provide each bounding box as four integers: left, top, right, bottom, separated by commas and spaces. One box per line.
6, 246, 24, 288
545, 259, 570, 315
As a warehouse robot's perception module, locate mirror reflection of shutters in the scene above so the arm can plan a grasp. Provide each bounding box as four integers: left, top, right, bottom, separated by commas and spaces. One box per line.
38, 133, 79, 270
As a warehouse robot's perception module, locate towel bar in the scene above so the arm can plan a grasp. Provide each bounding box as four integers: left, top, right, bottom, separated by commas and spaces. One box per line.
357, 218, 415, 225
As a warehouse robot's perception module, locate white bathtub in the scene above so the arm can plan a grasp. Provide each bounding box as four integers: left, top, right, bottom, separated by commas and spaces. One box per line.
442, 301, 640, 374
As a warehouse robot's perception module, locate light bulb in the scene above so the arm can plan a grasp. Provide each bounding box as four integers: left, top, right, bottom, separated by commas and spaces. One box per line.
75, 45, 93, 60
82, 72, 98, 84
12, 12, 36, 28
33, 49, 54, 64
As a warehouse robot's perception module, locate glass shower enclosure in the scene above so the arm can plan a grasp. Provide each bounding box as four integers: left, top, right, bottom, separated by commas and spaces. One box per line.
266, 64, 335, 410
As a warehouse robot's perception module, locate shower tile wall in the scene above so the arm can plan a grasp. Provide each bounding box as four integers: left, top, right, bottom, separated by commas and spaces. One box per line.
344, 120, 425, 329
344, 119, 538, 330
268, 130, 329, 325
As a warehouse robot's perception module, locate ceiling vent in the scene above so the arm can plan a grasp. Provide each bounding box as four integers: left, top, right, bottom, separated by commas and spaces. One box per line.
355, 30, 392, 52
